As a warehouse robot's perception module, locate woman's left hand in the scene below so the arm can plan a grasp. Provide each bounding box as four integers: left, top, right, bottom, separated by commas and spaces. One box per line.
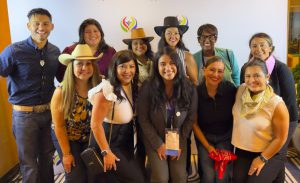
170, 149, 182, 160
248, 156, 266, 176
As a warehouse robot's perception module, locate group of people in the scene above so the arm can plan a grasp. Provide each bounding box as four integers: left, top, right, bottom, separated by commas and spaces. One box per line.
0, 7, 298, 183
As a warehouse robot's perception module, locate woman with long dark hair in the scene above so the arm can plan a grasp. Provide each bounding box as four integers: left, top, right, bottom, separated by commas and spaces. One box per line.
57, 18, 116, 81
88, 50, 146, 183
138, 47, 197, 183
155, 16, 198, 85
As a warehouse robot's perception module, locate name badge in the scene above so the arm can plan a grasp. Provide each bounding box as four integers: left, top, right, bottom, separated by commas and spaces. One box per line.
165, 128, 179, 156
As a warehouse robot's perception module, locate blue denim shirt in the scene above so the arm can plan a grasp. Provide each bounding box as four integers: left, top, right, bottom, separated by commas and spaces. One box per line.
0, 37, 60, 105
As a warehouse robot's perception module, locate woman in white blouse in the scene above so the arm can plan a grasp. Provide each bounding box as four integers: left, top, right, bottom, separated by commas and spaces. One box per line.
231, 59, 289, 183
88, 50, 146, 183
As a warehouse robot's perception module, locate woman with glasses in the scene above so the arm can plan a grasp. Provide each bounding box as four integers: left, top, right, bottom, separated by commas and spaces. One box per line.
155, 16, 198, 85
193, 24, 240, 86
193, 56, 237, 183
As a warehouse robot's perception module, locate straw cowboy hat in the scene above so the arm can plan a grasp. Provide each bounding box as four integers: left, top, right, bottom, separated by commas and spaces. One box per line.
58, 44, 103, 66
154, 16, 189, 36
122, 28, 154, 45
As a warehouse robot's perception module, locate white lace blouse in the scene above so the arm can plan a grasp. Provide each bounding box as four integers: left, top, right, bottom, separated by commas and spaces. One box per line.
88, 79, 134, 124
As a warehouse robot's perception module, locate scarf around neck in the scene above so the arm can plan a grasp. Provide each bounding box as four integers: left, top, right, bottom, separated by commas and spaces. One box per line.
241, 84, 274, 117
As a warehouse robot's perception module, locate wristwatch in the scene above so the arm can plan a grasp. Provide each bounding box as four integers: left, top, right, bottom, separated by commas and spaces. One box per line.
101, 150, 110, 157
259, 154, 268, 164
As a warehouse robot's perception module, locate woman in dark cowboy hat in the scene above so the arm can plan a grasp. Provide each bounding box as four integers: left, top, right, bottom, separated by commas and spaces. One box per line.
155, 16, 198, 85
123, 28, 154, 87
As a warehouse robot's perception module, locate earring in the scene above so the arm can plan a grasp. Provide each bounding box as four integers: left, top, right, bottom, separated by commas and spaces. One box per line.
266, 80, 269, 85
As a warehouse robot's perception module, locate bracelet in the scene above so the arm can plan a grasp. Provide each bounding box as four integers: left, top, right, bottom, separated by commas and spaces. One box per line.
259, 154, 268, 164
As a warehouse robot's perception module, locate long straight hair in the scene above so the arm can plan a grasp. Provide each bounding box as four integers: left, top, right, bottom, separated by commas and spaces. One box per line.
150, 47, 193, 110
61, 61, 101, 119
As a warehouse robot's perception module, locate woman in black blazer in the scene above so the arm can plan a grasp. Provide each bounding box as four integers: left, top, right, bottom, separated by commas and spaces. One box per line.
138, 47, 197, 183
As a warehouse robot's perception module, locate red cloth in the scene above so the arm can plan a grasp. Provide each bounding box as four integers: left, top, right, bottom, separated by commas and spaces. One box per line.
209, 149, 237, 179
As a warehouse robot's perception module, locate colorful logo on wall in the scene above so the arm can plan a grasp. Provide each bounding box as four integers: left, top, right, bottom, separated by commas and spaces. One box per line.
120, 16, 138, 32
177, 15, 189, 26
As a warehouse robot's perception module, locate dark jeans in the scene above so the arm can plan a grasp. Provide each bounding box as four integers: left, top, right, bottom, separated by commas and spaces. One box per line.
12, 110, 54, 183
196, 131, 233, 183
233, 148, 285, 183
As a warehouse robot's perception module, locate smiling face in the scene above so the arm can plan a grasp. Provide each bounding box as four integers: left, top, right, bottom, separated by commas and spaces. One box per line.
131, 39, 148, 57
250, 37, 273, 61
244, 65, 270, 94
83, 24, 101, 48
27, 14, 53, 45
164, 27, 180, 48
158, 54, 177, 83
203, 61, 224, 87
198, 30, 217, 53
116, 60, 136, 85
73, 60, 94, 81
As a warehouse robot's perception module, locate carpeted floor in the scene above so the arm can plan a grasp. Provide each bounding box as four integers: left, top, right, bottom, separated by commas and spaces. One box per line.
8, 147, 300, 183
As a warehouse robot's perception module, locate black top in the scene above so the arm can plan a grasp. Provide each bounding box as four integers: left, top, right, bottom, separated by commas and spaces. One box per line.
197, 80, 237, 135
240, 59, 298, 122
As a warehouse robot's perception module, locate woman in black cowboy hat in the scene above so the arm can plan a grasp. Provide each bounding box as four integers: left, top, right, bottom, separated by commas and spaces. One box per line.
155, 16, 198, 85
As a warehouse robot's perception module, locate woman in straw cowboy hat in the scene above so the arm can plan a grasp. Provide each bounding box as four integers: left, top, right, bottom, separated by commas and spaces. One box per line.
57, 18, 116, 81
155, 16, 198, 85
123, 28, 154, 86
51, 44, 101, 183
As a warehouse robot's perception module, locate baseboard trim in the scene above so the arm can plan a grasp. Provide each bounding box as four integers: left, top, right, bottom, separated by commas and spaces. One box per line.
0, 164, 19, 183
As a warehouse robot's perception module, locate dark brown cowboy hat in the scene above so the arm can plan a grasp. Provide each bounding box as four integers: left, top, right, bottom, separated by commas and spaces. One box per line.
123, 28, 154, 45
154, 16, 189, 36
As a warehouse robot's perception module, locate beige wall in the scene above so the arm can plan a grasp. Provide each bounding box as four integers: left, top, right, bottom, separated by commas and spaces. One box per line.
0, 0, 19, 177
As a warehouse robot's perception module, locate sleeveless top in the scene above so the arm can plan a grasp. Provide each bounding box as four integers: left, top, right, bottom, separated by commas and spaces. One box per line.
176, 48, 187, 74
231, 84, 284, 152
66, 93, 92, 142
88, 79, 134, 124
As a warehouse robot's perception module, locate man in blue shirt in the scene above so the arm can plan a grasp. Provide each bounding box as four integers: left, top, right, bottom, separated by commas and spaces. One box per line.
0, 8, 60, 183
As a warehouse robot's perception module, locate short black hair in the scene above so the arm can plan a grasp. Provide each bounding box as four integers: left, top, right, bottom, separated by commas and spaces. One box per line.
27, 8, 52, 21
197, 24, 218, 37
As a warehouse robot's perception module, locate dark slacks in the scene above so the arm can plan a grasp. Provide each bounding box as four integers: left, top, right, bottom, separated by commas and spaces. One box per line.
233, 148, 285, 183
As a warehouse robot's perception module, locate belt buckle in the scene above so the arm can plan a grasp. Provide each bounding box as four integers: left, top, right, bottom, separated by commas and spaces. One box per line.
33, 105, 48, 113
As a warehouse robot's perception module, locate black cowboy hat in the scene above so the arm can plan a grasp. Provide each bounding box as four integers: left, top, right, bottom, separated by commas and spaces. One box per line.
154, 16, 189, 36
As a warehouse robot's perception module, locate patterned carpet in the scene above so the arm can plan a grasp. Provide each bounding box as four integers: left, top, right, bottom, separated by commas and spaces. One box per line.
8, 147, 300, 183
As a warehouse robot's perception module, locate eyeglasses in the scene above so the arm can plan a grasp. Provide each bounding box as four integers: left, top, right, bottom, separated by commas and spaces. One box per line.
198, 34, 217, 41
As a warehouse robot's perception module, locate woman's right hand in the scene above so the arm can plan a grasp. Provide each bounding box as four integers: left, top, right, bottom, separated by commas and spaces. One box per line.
63, 154, 75, 173
103, 151, 120, 172
156, 143, 167, 160
207, 144, 217, 155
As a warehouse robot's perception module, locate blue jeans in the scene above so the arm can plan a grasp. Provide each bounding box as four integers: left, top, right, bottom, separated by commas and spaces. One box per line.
12, 110, 54, 183
196, 131, 233, 183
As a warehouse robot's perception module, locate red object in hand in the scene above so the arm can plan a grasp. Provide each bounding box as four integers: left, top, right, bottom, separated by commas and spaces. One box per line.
209, 149, 237, 179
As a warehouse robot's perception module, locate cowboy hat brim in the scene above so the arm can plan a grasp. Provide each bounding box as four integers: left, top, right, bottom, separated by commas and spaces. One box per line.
122, 36, 154, 45
154, 25, 189, 36
59, 52, 103, 66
